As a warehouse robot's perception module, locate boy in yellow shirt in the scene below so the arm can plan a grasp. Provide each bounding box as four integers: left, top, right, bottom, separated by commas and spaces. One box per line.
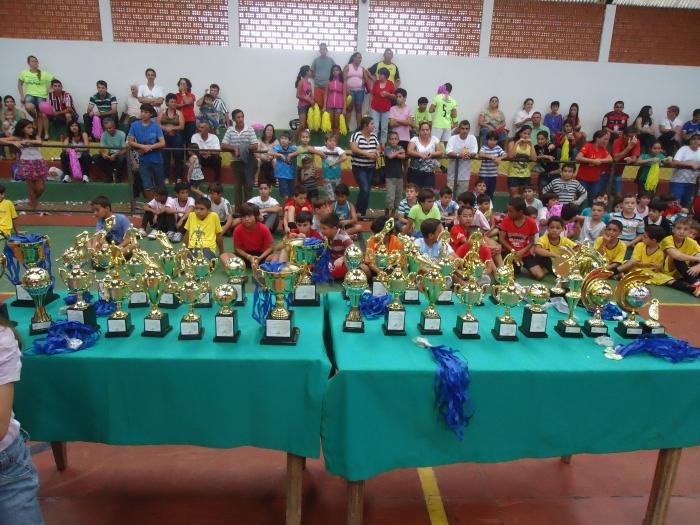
659, 217, 700, 297
594, 220, 626, 274
618, 225, 669, 285
183, 197, 223, 260
0, 184, 20, 238
533, 216, 577, 275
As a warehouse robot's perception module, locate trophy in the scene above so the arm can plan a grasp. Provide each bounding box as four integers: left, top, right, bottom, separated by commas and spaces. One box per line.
643, 299, 665, 335
223, 255, 247, 306
398, 233, 420, 304
492, 282, 520, 341
155, 232, 181, 309
520, 283, 550, 338
367, 219, 394, 297
252, 262, 301, 344
125, 252, 149, 308
490, 253, 516, 305
103, 274, 134, 337
136, 268, 172, 337
7, 235, 58, 307
8, 239, 55, 334
382, 262, 407, 336
614, 270, 652, 338
416, 267, 446, 335
343, 266, 368, 333
453, 281, 484, 339
290, 238, 323, 306
176, 278, 206, 340
555, 267, 584, 337
213, 284, 240, 342
59, 266, 97, 327
435, 230, 455, 305
188, 237, 215, 308
581, 268, 614, 337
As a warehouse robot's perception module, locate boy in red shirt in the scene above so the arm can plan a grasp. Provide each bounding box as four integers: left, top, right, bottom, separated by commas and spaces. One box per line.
319, 212, 353, 280
270, 210, 323, 262
451, 205, 495, 278
284, 185, 313, 233
498, 197, 544, 279
229, 203, 273, 267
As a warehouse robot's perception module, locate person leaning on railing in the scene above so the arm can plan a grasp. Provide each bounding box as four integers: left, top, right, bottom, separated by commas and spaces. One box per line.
96, 118, 127, 183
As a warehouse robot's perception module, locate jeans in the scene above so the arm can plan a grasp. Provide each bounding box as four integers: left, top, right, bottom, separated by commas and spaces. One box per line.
479, 127, 508, 145
600, 171, 622, 197
407, 168, 435, 189
670, 182, 696, 208
232, 154, 257, 209
139, 162, 165, 190
142, 210, 176, 232
353, 165, 375, 215
578, 179, 602, 206
183, 122, 196, 149
262, 211, 280, 233
370, 109, 390, 145
323, 179, 340, 201
163, 133, 184, 181
278, 178, 295, 200
200, 155, 222, 182
0, 436, 45, 525
481, 176, 497, 197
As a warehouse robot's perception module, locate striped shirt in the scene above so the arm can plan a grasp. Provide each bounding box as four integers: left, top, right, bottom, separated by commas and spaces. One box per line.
212, 97, 229, 127
542, 178, 587, 204
89, 92, 116, 114
351, 131, 379, 168
222, 125, 259, 150
478, 144, 505, 177
48, 90, 74, 113
329, 229, 353, 261
397, 198, 417, 219
611, 211, 644, 242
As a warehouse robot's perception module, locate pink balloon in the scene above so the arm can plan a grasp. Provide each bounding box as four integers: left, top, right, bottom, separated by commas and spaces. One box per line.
38, 101, 52, 114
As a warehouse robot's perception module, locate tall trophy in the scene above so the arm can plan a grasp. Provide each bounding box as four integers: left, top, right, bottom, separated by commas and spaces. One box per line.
6, 235, 58, 307
223, 255, 247, 306
59, 266, 97, 327
643, 299, 665, 335
492, 281, 520, 341
490, 253, 516, 305
453, 281, 484, 339
520, 283, 550, 337
176, 277, 206, 340
435, 230, 455, 305
343, 267, 368, 332
555, 266, 584, 337
126, 252, 149, 308
213, 284, 240, 342
252, 262, 301, 344
382, 262, 407, 336
289, 238, 323, 306
136, 268, 172, 337
398, 233, 420, 304
614, 270, 652, 338
155, 232, 181, 309
367, 219, 394, 297
103, 274, 134, 337
581, 268, 614, 337
416, 267, 445, 335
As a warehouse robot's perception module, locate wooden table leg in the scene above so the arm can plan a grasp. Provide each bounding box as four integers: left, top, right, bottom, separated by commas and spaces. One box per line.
643, 448, 683, 525
560, 455, 572, 464
286, 453, 304, 525
50, 441, 67, 471
347, 480, 365, 525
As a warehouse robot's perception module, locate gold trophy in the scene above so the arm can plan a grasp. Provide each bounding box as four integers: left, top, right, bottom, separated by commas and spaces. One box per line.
103, 274, 134, 337
550, 246, 576, 297
154, 231, 181, 309
176, 277, 207, 340
435, 230, 455, 305
490, 252, 516, 305
125, 250, 149, 308
382, 261, 408, 336
223, 255, 248, 306
7, 235, 58, 308
290, 237, 324, 306
398, 233, 421, 304
581, 268, 614, 337
492, 281, 521, 341
366, 219, 394, 297
0, 253, 14, 326
188, 227, 215, 308
135, 267, 172, 337
643, 299, 665, 335
453, 281, 484, 339
343, 264, 368, 332
614, 269, 652, 338
252, 261, 301, 344
213, 283, 240, 342
59, 266, 97, 327
416, 266, 446, 335
520, 283, 550, 338
554, 265, 584, 337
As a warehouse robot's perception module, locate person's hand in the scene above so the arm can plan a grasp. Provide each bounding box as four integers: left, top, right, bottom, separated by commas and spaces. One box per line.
546, 155, 555, 162
652, 157, 661, 164
234, 147, 240, 158
687, 264, 700, 276
630, 135, 638, 144
591, 159, 601, 166
334, 257, 344, 269
624, 156, 634, 163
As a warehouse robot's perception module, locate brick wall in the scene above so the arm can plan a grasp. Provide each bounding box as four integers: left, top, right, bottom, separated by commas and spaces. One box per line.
0, 0, 101, 41
609, 6, 700, 66
490, 0, 604, 61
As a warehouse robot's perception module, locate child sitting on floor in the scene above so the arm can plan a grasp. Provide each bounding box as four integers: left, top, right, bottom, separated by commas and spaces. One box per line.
659, 217, 700, 297
594, 220, 626, 274
284, 185, 313, 233
270, 210, 323, 262
618, 225, 668, 283
141, 185, 176, 238
533, 216, 578, 276
360, 215, 404, 279
229, 202, 273, 267
449, 205, 495, 277
183, 196, 223, 260
436, 186, 458, 228
319, 212, 353, 280
332, 183, 363, 237
414, 218, 454, 261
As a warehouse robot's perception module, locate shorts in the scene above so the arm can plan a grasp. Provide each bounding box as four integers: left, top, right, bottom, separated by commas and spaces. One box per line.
277, 178, 295, 198
431, 127, 452, 142
521, 254, 546, 270
399, 140, 409, 151
507, 177, 531, 188
24, 95, 45, 109
349, 90, 365, 105
298, 105, 310, 116
326, 108, 343, 114
189, 179, 203, 188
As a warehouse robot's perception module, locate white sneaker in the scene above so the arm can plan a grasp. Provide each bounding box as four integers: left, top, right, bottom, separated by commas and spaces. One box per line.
138, 228, 147, 236
82, 175, 89, 183
61, 174, 70, 183
166, 231, 175, 240
147, 230, 158, 240
171, 232, 183, 243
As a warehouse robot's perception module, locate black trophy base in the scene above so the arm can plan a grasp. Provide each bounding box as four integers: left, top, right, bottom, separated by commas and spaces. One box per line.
453, 318, 480, 339
492, 318, 518, 341
106, 314, 134, 338
159, 293, 180, 309
520, 308, 548, 338
178, 321, 204, 340
555, 320, 583, 338
260, 312, 299, 345
232, 283, 247, 306
643, 324, 666, 336
29, 321, 52, 336
141, 314, 172, 337
583, 321, 609, 338
550, 289, 566, 298
66, 304, 98, 328
614, 322, 644, 339
382, 323, 406, 336
213, 312, 241, 342
343, 318, 364, 333
292, 286, 320, 307
489, 294, 500, 305
0, 303, 17, 327
401, 290, 420, 305
418, 312, 442, 335
382, 309, 406, 336
261, 327, 300, 345
194, 293, 212, 309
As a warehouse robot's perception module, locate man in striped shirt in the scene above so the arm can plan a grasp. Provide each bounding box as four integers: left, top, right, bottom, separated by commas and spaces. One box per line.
83, 80, 118, 138
47, 79, 77, 126
541, 163, 587, 205
319, 212, 353, 280
222, 109, 259, 210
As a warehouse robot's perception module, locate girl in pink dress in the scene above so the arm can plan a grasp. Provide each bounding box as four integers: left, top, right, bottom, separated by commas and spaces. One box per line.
323, 65, 346, 134
295, 65, 314, 141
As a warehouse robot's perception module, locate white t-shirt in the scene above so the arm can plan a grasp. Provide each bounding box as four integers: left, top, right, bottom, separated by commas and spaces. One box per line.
513, 109, 535, 128
209, 196, 232, 223
191, 133, 221, 151
147, 198, 169, 212
672, 145, 700, 184
660, 117, 682, 133
409, 136, 440, 172
0, 327, 21, 453
137, 84, 164, 111
579, 216, 605, 244
248, 195, 280, 214
166, 196, 195, 220
445, 134, 478, 181
473, 209, 490, 231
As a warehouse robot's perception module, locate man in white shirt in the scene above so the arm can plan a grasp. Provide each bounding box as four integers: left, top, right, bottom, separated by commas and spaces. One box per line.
124, 84, 141, 124
659, 105, 683, 155
445, 120, 478, 195
191, 121, 222, 182
137, 68, 164, 112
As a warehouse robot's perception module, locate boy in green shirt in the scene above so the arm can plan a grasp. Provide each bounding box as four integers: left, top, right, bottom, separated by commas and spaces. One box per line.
414, 96, 432, 130
404, 188, 440, 236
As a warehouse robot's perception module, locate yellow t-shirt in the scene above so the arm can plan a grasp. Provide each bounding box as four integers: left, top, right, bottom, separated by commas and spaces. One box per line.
536, 234, 576, 257
19, 69, 54, 98
594, 237, 626, 264
0, 199, 17, 237
185, 212, 222, 252
371, 61, 398, 83
631, 242, 670, 285
660, 235, 700, 277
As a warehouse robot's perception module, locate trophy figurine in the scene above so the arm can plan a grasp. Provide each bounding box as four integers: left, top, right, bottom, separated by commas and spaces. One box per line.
103, 275, 134, 337
176, 278, 206, 340
398, 233, 421, 304
492, 282, 520, 341
290, 238, 323, 306
453, 281, 484, 339
555, 267, 584, 337
520, 283, 550, 337
367, 219, 394, 297
343, 267, 368, 333
614, 269, 652, 338
188, 231, 215, 308
7, 235, 59, 307
416, 267, 446, 335
223, 255, 248, 306
59, 266, 97, 327
581, 268, 614, 337
382, 263, 408, 336
643, 299, 665, 335
137, 268, 172, 337
252, 262, 301, 344
490, 253, 516, 305
213, 284, 241, 342
435, 230, 455, 305
155, 232, 181, 309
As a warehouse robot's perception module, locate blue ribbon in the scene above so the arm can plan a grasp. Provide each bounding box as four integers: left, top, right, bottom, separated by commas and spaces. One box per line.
3, 234, 54, 286
429, 344, 475, 440
358, 292, 390, 320
252, 261, 288, 326
601, 303, 624, 321
311, 241, 333, 285
29, 321, 101, 355
63, 292, 116, 317
616, 334, 700, 363
63, 291, 92, 305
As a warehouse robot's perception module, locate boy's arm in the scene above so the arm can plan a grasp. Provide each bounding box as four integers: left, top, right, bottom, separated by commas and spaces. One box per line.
532, 244, 557, 259
11, 216, 22, 235
498, 230, 515, 252
665, 248, 700, 264
216, 232, 224, 255
617, 257, 638, 272
401, 217, 415, 235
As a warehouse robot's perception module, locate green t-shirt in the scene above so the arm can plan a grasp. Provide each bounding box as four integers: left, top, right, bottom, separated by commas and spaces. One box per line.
530, 124, 551, 140
415, 109, 432, 128
19, 69, 54, 98
431, 95, 457, 129
100, 129, 127, 155
408, 203, 440, 231
296, 145, 311, 167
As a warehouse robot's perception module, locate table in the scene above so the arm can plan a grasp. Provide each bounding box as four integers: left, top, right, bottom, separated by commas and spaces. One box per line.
322, 294, 700, 524
11, 294, 332, 525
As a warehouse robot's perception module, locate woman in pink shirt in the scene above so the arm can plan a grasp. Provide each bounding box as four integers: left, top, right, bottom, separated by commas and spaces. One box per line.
343, 52, 372, 130
323, 65, 346, 135
295, 65, 314, 141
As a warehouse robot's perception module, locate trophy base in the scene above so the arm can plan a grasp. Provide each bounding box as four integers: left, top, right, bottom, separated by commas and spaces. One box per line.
66, 304, 98, 328
213, 312, 240, 342
615, 322, 643, 339
382, 323, 406, 336
555, 321, 583, 338
30, 320, 52, 336
260, 328, 300, 346
12, 286, 59, 308
232, 283, 247, 306
260, 312, 299, 345
382, 309, 406, 336
0, 304, 17, 327
643, 324, 666, 336
292, 285, 320, 307
159, 293, 180, 309
128, 291, 149, 309
178, 321, 204, 340
142, 314, 172, 337
343, 318, 364, 333
418, 313, 442, 335
453, 318, 480, 339
520, 309, 548, 338
106, 314, 134, 338
194, 292, 212, 309
402, 289, 420, 305
436, 290, 453, 305
492, 319, 518, 341
550, 289, 566, 298
214, 330, 241, 343
583, 322, 609, 338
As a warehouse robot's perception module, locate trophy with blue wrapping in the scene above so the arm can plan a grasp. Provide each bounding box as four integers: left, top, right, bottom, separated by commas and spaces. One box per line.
290, 237, 324, 306
252, 261, 301, 345
5, 234, 59, 308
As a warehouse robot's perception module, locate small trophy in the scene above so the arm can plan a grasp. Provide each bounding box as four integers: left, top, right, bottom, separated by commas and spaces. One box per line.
59, 266, 97, 327
223, 255, 247, 306
290, 238, 323, 306
614, 269, 651, 339
398, 234, 421, 304
555, 268, 584, 337
550, 256, 572, 297
343, 267, 368, 333
490, 253, 516, 305
382, 264, 407, 336
435, 230, 455, 305
581, 268, 614, 337
126, 254, 149, 308
643, 299, 665, 335
342, 244, 364, 301
492, 282, 520, 341
156, 232, 181, 309
176, 278, 206, 340
520, 283, 550, 338
213, 284, 240, 342
252, 262, 301, 344
137, 268, 172, 337
416, 268, 445, 335
104, 275, 134, 337
453, 281, 484, 339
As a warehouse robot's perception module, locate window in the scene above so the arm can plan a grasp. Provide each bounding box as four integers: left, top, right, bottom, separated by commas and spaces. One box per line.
367, 0, 482, 56
238, 0, 358, 51
0, 0, 102, 41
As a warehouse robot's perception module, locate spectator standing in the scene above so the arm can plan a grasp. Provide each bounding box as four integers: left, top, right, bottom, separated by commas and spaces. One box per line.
156, 93, 185, 182
343, 52, 372, 131
350, 116, 380, 216
565, 103, 587, 145
137, 68, 164, 112
681, 109, 700, 144
634, 105, 656, 152
123, 84, 141, 125
192, 122, 222, 183
407, 122, 443, 189
311, 43, 336, 107
544, 101, 563, 137
221, 109, 259, 210
127, 103, 165, 200
323, 65, 346, 134
368, 48, 401, 87
671, 133, 700, 209
196, 84, 230, 129
369, 68, 396, 145
576, 130, 613, 204
429, 83, 457, 143
513, 98, 535, 130
59, 121, 91, 182
175, 78, 197, 147
445, 120, 478, 195
17, 55, 52, 140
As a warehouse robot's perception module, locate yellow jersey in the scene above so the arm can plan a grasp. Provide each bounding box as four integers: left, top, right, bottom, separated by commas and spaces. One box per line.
660, 235, 700, 278
0, 199, 17, 237
185, 212, 222, 252
630, 243, 670, 285
594, 237, 626, 264
536, 234, 576, 257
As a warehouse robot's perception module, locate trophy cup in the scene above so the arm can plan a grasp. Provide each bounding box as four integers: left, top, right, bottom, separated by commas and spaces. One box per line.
7, 235, 59, 307
490, 253, 516, 305
343, 267, 368, 333
252, 262, 301, 344
155, 232, 181, 309
382, 263, 408, 336
125, 252, 149, 308
555, 267, 584, 337
367, 219, 395, 297
492, 282, 520, 341
453, 281, 484, 339
520, 283, 550, 338
550, 257, 572, 297
290, 238, 323, 306
188, 246, 214, 308
614, 270, 652, 338
581, 268, 614, 337
416, 267, 445, 335
59, 266, 97, 327
643, 299, 665, 335
103, 274, 134, 337
223, 255, 247, 306
23, 267, 53, 335
398, 233, 421, 304
176, 278, 206, 340
137, 268, 172, 337
435, 230, 455, 305
213, 284, 240, 342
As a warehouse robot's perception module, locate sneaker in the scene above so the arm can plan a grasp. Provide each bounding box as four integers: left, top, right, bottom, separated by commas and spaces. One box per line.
61, 174, 70, 183
138, 228, 147, 237
82, 175, 89, 183
166, 231, 175, 240
147, 230, 158, 240
171, 232, 183, 243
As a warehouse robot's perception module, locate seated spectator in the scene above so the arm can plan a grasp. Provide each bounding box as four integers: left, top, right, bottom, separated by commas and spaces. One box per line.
1, 95, 26, 138
660, 217, 700, 297
522, 185, 542, 211
414, 218, 454, 261
513, 98, 535, 130
404, 187, 440, 236
636, 141, 671, 194
361, 215, 403, 279
230, 202, 273, 266
319, 212, 353, 280
565, 103, 587, 145
554, 120, 578, 161
633, 105, 656, 152
183, 196, 223, 260
91, 195, 132, 248
658, 105, 683, 155
529, 111, 550, 140
542, 163, 587, 205
644, 200, 672, 236
578, 200, 606, 244
544, 101, 563, 137
59, 121, 91, 183
197, 93, 219, 131
140, 185, 175, 238
284, 185, 312, 233
164, 181, 195, 243
47, 79, 77, 127
681, 109, 700, 144
506, 126, 537, 197
270, 211, 323, 263
191, 121, 221, 182
436, 186, 458, 227
192, 182, 235, 236
450, 206, 495, 273
594, 220, 626, 273
123, 84, 141, 125
611, 193, 645, 258
332, 183, 363, 237
533, 130, 560, 190
533, 216, 578, 275
83, 80, 118, 138
248, 181, 282, 233
498, 196, 543, 279
96, 118, 126, 183
618, 225, 668, 284
478, 96, 507, 144
602, 100, 629, 143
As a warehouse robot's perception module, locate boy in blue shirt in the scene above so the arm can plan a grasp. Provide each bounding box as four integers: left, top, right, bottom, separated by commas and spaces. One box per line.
127, 103, 165, 199
90, 195, 133, 267
272, 131, 297, 201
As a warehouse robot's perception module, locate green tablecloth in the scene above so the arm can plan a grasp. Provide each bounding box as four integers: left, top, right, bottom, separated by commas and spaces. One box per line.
321, 294, 700, 481
12, 294, 331, 459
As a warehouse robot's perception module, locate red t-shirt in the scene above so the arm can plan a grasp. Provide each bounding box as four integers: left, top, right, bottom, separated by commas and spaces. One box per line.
612, 137, 641, 175
289, 228, 323, 240
450, 224, 491, 261
576, 143, 609, 183
176, 92, 196, 122
370, 80, 396, 113
499, 216, 538, 251
233, 222, 273, 253
284, 199, 313, 215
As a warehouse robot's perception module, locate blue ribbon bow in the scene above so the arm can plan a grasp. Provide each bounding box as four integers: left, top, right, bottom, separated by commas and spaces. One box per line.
29, 321, 101, 355
252, 261, 291, 326
306, 239, 332, 285
616, 334, 700, 363
358, 292, 390, 320
3, 234, 54, 286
